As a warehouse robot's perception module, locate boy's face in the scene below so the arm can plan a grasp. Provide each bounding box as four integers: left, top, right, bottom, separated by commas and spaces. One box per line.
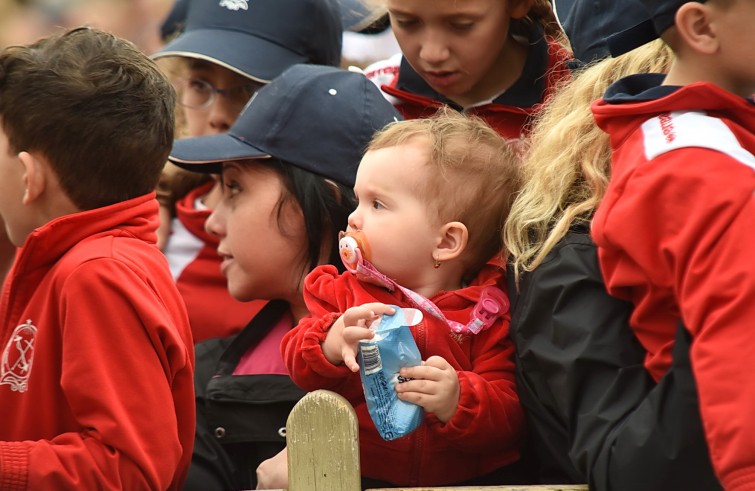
204, 160, 306, 303
177, 60, 264, 137
710, 0, 755, 97
0, 124, 33, 247
348, 139, 443, 292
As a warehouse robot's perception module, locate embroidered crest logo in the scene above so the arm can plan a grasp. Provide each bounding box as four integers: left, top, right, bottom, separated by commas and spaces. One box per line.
219, 0, 249, 10
1, 319, 38, 393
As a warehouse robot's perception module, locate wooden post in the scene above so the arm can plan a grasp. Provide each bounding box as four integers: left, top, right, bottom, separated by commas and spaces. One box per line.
284, 389, 588, 491
286, 389, 361, 491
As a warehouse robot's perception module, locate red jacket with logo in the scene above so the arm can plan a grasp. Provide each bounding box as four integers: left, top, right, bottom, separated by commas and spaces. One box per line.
367, 29, 571, 142
0, 193, 195, 490
281, 263, 523, 486
168, 182, 265, 343
591, 76, 755, 491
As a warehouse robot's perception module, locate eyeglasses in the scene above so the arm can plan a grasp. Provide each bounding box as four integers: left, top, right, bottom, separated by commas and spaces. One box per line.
173, 77, 260, 110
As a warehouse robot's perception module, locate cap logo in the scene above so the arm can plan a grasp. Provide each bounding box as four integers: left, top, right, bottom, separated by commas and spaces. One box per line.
219, 0, 249, 11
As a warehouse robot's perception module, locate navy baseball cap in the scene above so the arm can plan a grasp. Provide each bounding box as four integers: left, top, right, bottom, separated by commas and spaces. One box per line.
153, 0, 343, 83
168, 65, 402, 187
552, 0, 649, 63
606, 0, 708, 57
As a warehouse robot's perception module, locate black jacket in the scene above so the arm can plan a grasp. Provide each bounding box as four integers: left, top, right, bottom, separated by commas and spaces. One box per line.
184, 301, 306, 490
508, 229, 721, 490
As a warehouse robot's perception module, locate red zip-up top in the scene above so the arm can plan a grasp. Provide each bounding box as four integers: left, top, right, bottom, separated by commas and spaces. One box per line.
591, 75, 755, 491
281, 263, 523, 486
372, 27, 571, 141
0, 193, 196, 490
168, 182, 265, 343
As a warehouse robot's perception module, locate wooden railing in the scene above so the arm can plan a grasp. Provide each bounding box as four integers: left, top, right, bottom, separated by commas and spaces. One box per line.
283, 389, 588, 491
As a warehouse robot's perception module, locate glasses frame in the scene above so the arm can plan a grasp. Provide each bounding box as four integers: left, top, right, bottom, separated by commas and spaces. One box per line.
173, 77, 261, 110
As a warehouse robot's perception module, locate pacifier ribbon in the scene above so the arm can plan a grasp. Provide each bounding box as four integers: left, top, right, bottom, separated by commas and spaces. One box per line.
338, 231, 508, 335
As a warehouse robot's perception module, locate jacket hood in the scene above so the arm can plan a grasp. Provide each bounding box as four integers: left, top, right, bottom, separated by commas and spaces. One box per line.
592, 74, 755, 144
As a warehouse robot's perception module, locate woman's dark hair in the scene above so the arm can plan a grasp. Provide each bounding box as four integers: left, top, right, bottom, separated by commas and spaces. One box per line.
267, 158, 356, 281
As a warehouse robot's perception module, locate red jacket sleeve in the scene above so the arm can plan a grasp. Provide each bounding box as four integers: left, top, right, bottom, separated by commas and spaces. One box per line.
281, 265, 364, 401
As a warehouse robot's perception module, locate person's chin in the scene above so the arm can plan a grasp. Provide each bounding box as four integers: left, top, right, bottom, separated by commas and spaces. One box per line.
228, 282, 254, 303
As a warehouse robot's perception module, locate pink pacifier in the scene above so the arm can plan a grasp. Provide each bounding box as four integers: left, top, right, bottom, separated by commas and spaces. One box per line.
338, 230, 371, 272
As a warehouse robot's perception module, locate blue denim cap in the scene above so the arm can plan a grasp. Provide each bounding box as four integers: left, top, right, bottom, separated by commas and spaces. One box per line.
168, 64, 403, 187
153, 0, 343, 82
606, 0, 707, 57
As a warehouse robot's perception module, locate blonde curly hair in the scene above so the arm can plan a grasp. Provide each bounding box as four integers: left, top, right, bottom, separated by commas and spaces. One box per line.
504, 40, 672, 287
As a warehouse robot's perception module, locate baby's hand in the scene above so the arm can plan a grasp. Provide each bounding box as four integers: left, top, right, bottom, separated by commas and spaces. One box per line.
395, 355, 460, 423
322, 303, 395, 372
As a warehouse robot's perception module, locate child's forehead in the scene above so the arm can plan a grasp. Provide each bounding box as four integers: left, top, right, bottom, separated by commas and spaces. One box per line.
364, 139, 431, 170
184, 59, 225, 73
357, 144, 433, 194
386, 0, 496, 16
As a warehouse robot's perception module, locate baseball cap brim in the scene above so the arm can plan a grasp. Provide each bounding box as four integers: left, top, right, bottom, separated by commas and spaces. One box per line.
168, 133, 271, 173
154, 28, 310, 83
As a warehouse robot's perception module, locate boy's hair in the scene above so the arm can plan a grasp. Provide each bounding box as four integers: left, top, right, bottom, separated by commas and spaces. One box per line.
367, 107, 521, 277
0, 27, 176, 211
504, 39, 673, 286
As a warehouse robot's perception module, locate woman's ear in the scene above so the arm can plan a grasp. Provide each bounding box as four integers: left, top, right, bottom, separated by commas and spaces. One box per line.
434, 221, 468, 262
18, 151, 46, 205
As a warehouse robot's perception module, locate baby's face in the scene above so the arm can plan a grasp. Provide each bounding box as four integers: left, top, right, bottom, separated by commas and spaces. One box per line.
347, 140, 442, 292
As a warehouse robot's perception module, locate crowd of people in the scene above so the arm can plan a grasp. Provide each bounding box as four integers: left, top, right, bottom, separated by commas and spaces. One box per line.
0, 0, 752, 490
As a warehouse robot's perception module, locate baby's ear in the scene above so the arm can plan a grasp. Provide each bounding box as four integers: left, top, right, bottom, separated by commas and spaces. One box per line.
18, 151, 47, 205
435, 221, 468, 262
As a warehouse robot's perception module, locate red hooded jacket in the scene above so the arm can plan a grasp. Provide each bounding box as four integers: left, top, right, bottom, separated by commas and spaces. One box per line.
281, 263, 523, 486
0, 194, 195, 490
591, 76, 755, 491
